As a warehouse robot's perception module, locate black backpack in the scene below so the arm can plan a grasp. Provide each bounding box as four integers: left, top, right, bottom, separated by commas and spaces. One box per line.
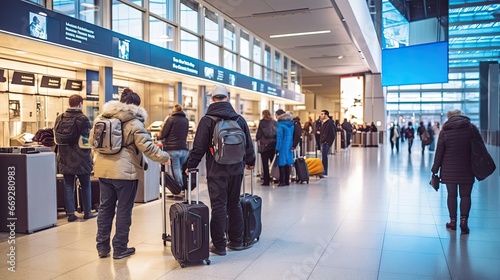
54, 113, 79, 145
207, 115, 246, 165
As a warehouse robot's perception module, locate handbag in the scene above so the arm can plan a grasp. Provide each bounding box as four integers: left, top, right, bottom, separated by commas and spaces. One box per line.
429, 174, 440, 191
470, 125, 496, 181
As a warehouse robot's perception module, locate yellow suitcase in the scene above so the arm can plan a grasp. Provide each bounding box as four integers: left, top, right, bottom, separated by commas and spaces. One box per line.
305, 158, 323, 175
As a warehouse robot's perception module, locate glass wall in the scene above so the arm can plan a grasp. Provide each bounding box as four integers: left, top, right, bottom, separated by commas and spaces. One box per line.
385, 1, 500, 127
149, 0, 174, 21
112, 0, 143, 39
180, 0, 199, 33
180, 30, 199, 59
53, 0, 100, 25
149, 16, 175, 50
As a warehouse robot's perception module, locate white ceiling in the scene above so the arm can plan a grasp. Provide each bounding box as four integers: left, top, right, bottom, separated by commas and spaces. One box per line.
201, 0, 380, 99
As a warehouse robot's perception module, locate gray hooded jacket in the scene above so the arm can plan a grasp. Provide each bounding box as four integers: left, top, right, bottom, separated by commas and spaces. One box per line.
91, 101, 170, 180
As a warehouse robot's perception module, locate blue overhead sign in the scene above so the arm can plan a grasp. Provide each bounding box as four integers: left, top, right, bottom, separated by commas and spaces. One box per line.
0, 0, 306, 101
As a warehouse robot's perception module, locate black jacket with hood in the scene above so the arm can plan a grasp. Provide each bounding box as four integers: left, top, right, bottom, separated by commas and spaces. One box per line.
431, 115, 474, 184
256, 118, 277, 153
186, 101, 255, 177
56, 108, 93, 175
320, 118, 336, 146
159, 111, 189, 151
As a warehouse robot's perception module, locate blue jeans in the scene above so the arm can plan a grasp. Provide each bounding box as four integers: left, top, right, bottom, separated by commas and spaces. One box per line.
96, 178, 138, 253
64, 174, 91, 215
167, 149, 189, 186
321, 143, 331, 175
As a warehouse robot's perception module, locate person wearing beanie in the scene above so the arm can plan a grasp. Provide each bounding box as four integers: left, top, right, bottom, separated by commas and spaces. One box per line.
92, 88, 170, 259
159, 103, 189, 186
275, 109, 294, 186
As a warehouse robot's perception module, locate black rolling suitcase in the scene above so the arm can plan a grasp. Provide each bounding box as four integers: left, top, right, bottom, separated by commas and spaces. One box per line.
294, 157, 309, 184
240, 169, 262, 246
163, 164, 183, 195
169, 168, 210, 267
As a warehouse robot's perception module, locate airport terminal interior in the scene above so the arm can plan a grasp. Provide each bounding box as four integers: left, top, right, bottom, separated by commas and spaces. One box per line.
1, 0, 499, 279
1, 145, 499, 279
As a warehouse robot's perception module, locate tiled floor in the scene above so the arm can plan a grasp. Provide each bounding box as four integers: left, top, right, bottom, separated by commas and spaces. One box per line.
1, 142, 499, 279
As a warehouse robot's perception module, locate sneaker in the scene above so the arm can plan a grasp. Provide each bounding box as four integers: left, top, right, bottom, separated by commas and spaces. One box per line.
67, 214, 77, 222
209, 244, 226, 256
98, 250, 110, 258
84, 212, 98, 219
227, 242, 252, 251
113, 247, 136, 259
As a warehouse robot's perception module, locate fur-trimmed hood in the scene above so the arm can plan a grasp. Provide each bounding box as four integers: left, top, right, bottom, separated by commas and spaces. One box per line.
277, 113, 293, 122
101, 101, 148, 123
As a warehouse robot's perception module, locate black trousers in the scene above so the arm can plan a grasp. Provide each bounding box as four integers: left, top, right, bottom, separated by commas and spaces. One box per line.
278, 165, 290, 185
446, 183, 473, 218
260, 150, 275, 184
96, 178, 138, 254
207, 174, 244, 248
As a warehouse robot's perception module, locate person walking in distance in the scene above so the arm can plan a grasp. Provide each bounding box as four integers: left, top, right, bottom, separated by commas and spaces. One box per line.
275, 109, 294, 186
256, 109, 277, 186
159, 104, 189, 187
431, 110, 479, 235
55, 94, 96, 222
405, 121, 415, 154
319, 110, 336, 176
341, 118, 353, 148
186, 85, 255, 256
92, 88, 170, 259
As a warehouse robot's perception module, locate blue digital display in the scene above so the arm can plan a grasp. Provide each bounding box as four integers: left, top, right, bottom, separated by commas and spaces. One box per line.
382, 41, 449, 86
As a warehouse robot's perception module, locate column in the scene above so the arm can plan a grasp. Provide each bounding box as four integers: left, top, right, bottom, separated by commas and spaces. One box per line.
488, 63, 499, 145
174, 82, 182, 105
98, 67, 113, 110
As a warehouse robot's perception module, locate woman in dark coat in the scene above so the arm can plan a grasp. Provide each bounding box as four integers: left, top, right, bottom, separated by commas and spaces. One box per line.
256, 110, 277, 186
431, 109, 475, 234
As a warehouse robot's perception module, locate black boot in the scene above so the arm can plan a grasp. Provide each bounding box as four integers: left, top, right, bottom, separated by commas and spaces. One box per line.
284, 166, 290, 185
278, 167, 286, 186
460, 216, 469, 235
446, 217, 457, 230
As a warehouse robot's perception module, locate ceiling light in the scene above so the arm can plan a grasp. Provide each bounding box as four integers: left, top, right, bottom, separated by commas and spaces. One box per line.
338, 55, 344, 59
252, 8, 310, 18
81, 3, 97, 8
15, 51, 27, 54
270, 30, 331, 39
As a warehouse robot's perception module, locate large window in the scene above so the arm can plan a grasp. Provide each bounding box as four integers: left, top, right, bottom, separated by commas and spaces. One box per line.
112, 0, 143, 39
180, 0, 198, 33
240, 57, 250, 76
223, 20, 236, 51
204, 41, 219, 65
54, 0, 100, 25
204, 8, 219, 43
253, 38, 261, 64
149, 0, 174, 21
224, 50, 236, 71
149, 16, 175, 50
240, 30, 250, 58
253, 64, 262, 80
180, 30, 199, 59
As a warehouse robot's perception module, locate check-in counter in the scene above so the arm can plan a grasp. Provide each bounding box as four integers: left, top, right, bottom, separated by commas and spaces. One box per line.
0, 152, 57, 233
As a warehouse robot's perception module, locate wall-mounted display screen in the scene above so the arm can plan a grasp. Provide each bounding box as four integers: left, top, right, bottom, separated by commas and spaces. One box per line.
29, 12, 47, 40
118, 38, 130, 60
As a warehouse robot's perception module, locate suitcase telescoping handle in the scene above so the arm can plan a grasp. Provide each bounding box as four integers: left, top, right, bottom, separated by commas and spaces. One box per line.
242, 168, 255, 196
187, 168, 200, 204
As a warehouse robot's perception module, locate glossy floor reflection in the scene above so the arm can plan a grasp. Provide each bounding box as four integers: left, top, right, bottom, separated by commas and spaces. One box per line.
1, 142, 499, 279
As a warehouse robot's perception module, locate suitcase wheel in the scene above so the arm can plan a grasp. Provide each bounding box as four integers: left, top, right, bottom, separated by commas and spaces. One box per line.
205, 259, 211, 265
180, 262, 186, 268
76, 206, 83, 213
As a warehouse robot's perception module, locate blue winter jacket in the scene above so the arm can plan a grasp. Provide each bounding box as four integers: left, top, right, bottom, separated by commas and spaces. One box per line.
275, 113, 294, 167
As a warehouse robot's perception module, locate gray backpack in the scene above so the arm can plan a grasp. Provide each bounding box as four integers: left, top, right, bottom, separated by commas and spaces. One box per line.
207, 115, 246, 165
92, 117, 125, 155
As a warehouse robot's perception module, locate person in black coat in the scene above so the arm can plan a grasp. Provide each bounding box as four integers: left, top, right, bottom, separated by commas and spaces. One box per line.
55, 94, 96, 222
431, 109, 475, 234
314, 116, 322, 151
159, 104, 189, 186
292, 116, 302, 155
319, 110, 336, 176
389, 123, 400, 152
186, 85, 255, 255
256, 109, 277, 186
341, 118, 353, 147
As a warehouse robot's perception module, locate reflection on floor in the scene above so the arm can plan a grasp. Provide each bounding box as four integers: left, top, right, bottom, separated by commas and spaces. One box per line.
1, 142, 499, 279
